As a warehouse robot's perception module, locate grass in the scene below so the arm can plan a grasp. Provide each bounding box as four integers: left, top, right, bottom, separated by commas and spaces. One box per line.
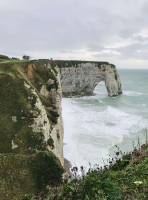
0, 151, 63, 200
22, 143, 148, 200
55, 60, 115, 69
56, 143, 148, 200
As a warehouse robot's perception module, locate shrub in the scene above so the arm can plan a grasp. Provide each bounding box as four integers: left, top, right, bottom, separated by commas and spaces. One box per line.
29, 151, 64, 190
0, 54, 9, 59
23, 55, 30, 60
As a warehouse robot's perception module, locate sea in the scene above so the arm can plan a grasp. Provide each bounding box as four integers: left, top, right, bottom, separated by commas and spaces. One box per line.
62, 69, 148, 168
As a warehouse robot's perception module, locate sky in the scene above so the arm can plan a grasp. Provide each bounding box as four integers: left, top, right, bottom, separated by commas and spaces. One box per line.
0, 0, 148, 68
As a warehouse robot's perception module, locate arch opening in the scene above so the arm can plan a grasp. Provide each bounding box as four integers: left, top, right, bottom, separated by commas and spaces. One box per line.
94, 81, 108, 96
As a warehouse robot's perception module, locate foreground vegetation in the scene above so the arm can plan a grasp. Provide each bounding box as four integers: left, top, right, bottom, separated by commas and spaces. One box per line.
59, 144, 148, 200
24, 142, 148, 200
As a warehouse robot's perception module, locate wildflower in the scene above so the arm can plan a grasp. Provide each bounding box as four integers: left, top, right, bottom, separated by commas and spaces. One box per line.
134, 181, 143, 185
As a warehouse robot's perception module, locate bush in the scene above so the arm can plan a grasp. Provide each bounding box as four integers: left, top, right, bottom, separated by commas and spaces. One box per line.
0, 54, 9, 59
29, 151, 64, 190
23, 55, 30, 60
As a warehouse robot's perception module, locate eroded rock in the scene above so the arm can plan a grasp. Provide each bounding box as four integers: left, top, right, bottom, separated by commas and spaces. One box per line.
58, 61, 122, 97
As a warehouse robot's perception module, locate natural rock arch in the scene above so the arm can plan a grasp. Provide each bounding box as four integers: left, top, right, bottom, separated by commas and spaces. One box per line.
57, 61, 122, 97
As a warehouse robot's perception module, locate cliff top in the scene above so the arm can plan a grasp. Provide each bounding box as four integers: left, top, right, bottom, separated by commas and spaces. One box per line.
55, 60, 115, 68
0, 55, 115, 68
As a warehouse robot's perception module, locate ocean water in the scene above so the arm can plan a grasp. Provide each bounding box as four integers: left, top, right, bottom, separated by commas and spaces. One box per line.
62, 69, 148, 168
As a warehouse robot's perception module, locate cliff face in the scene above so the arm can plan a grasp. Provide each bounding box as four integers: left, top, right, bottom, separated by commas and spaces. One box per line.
0, 59, 64, 199
57, 61, 122, 97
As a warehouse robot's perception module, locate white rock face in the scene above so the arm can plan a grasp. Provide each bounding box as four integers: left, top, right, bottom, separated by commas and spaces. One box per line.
59, 62, 122, 97
32, 88, 51, 141
47, 68, 64, 165
24, 66, 64, 166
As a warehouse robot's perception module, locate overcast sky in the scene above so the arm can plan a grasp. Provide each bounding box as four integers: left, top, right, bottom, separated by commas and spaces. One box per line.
0, 0, 148, 68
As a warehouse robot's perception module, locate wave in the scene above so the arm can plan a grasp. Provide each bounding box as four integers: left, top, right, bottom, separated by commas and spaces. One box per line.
94, 106, 147, 138
62, 99, 148, 168
124, 90, 143, 97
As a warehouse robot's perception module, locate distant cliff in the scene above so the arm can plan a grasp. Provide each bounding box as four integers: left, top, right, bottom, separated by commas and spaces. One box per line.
0, 59, 64, 199
56, 60, 122, 97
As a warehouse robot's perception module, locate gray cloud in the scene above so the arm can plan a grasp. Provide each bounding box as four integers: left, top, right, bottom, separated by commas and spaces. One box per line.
0, 0, 148, 68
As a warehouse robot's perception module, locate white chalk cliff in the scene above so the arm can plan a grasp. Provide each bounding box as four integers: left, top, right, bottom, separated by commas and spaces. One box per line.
58, 61, 122, 97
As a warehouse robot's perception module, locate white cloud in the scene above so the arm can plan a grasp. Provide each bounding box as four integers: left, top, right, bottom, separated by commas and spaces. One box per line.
134, 29, 148, 39
0, 0, 148, 68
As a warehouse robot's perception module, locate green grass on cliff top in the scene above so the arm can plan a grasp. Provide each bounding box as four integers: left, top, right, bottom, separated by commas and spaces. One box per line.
0, 56, 115, 68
